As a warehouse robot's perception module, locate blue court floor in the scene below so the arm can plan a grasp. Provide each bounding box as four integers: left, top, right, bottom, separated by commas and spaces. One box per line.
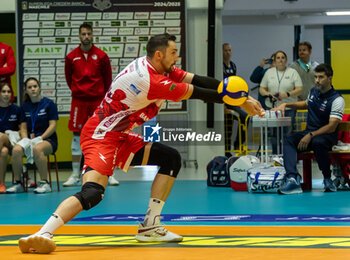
1, 166, 350, 227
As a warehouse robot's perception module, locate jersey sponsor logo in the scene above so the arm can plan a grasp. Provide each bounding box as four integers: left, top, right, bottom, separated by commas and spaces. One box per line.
139, 112, 150, 122
160, 79, 172, 86
128, 84, 141, 95
73, 57, 81, 62
8, 114, 18, 121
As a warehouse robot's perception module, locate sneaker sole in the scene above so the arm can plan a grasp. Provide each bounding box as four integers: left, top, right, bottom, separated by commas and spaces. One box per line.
18, 236, 56, 254
278, 189, 303, 195
6, 190, 24, 193
135, 234, 183, 243
109, 183, 120, 186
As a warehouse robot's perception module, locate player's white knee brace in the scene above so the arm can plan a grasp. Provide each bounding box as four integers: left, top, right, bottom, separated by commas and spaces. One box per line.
71, 135, 82, 156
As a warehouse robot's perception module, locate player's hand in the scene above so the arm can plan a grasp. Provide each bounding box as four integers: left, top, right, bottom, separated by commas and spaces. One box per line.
271, 103, 286, 116
298, 133, 312, 151
240, 96, 265, 116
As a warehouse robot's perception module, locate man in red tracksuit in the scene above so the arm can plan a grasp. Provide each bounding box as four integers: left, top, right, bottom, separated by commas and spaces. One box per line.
64, 23, 118, 186
0, 42, 16, 88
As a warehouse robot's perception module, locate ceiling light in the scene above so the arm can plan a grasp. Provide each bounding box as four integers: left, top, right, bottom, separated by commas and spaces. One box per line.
326, 11, 350, 16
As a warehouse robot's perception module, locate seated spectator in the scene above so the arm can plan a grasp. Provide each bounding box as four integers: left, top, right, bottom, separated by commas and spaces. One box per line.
259, 50, 302, 154
273, 64, 345, 194
0, 83, 22, 193
250, 54, 275, 110
6, 77, 58, 194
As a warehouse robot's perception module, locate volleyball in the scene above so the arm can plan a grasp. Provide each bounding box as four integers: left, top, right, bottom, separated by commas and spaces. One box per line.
217, 76, 249, 106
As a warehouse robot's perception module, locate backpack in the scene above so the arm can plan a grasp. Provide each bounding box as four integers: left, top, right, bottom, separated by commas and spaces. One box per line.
338, 114, 350, 143
227, 155, 259, 191
206, 156, 230, 187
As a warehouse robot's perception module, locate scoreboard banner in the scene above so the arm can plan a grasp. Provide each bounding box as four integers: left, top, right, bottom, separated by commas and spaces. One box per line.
16, 0, 186, 114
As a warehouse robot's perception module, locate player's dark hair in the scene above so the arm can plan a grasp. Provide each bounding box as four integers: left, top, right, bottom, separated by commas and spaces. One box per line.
23, 77, 41, 102
299, 41, 312, 51
146, 33, 176, 57
315, 63, 333, 77
79, 22, 93, 33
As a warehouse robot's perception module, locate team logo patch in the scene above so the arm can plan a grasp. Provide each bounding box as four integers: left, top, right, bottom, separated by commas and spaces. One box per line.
169, 84, 177, 91
92, 54, 98, 60
143, 123, 161, 142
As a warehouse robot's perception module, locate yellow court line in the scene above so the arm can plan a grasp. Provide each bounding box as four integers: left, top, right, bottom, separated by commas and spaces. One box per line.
1, 225, 350, 259
1, 225, 350, 236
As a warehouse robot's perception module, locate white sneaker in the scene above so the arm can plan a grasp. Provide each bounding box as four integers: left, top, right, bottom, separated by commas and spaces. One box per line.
108, 175, 120, 186
135, 223, 183, 242
6, 183, 24, 193
63, 175, 81, 187
18, 233, 56, 254
34, 182, 51, 194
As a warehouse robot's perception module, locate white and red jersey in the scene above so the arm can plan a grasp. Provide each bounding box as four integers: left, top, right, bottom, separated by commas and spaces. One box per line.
82, 56, 190, 140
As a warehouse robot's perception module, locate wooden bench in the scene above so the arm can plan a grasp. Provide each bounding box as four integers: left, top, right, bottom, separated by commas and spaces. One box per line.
297, 122, 350, 191
297, 150, 350, 190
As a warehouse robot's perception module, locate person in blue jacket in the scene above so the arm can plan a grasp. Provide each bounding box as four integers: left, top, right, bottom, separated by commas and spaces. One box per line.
250, 54, 275, 110
0, 82, 23, 193
7, 77, 58, 194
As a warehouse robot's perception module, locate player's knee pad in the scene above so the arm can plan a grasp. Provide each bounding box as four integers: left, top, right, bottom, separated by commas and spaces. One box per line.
73, 182, 105, 210
150, 143, 182, 178
71, 135, 82, 156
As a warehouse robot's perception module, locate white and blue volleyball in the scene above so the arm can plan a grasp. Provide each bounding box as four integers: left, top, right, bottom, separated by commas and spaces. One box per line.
217, 76, 249, 106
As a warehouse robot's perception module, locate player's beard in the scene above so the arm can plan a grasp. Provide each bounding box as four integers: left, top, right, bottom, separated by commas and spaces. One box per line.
164, 63, 175, 73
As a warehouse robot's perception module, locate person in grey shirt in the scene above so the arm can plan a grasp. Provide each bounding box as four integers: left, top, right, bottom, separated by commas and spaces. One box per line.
290, 41, 319, 101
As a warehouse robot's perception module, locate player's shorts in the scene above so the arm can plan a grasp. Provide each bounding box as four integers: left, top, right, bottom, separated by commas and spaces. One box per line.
68, 98, 103, 132
80, 132, 148, 176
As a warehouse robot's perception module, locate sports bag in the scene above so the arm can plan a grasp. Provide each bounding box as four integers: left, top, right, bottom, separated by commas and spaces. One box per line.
227, 155, 259, 191
206, 156, 230, 187
247, 165, 286, 193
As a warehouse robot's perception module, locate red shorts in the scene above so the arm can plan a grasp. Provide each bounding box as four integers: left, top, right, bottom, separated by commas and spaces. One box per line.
68, 98, 103, 132
80, 132, 148, 176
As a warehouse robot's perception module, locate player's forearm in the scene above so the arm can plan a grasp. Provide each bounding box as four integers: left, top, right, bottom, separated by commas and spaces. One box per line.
285, 101, 308, 110
191, 74, 221, 90
310, 121, 340, 136
41, 121, 57, 139
0, 65, 15, 77
189, 85, 223, 103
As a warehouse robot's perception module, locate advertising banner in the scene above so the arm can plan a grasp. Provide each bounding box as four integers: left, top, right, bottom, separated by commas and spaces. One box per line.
16, 0, 186, 114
